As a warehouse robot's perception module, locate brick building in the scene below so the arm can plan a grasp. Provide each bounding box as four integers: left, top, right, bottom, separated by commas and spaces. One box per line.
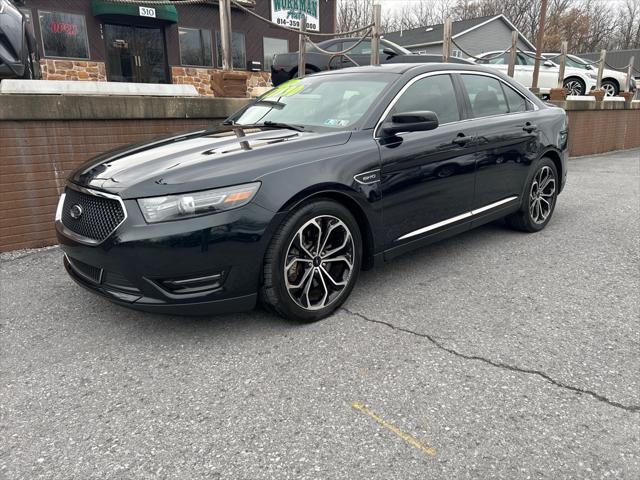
15, 0, 336, 95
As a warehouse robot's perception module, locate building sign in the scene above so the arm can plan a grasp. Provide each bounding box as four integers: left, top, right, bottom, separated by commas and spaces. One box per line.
271, 0, 319, 32
139, 6, 156, 18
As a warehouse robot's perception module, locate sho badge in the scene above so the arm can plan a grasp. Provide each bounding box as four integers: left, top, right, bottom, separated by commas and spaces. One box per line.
354, 170, 380, 185
69, 204, 83, 220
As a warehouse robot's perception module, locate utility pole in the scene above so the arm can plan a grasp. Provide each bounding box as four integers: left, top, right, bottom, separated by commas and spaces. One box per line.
371, 3, 382, 66
219, 0, 233, 70
298, 14, 307, 78
507, 30, 518, 78
442, 18, 452, 63
531, 0, 548, 92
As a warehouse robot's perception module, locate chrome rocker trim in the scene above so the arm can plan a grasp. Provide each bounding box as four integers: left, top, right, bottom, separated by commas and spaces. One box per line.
397, 196, 519, 241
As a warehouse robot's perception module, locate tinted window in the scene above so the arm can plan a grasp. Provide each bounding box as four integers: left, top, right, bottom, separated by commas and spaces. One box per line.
461, 75, 509, 118
342, 40, 385, 55
517, 53, 536, 66
216, 31, 246, 69
391, 74, 460, 124
482, 53, 509, 65
179, 28, 213, 67
263, 37, 288, 71
38, 11, 89, 59
503, 84, 528, 112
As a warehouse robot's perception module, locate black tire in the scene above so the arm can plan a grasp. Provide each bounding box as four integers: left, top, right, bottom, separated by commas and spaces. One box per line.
261, 199, 362, 322
506, 157, 558, 233
601, 79, 619, 97
563, 77, 586, 96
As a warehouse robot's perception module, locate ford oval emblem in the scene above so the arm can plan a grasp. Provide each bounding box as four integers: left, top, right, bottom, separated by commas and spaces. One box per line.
69, 204, 83, 220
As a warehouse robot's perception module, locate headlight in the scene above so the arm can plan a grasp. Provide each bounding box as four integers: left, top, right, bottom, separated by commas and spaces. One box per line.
138, 182, 260, 223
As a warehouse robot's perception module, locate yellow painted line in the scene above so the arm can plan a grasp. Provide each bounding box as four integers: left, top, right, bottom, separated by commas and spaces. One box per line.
351, 402, 436, 457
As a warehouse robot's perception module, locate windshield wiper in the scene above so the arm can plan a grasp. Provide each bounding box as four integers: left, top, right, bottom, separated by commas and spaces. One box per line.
232, 121, 305, 132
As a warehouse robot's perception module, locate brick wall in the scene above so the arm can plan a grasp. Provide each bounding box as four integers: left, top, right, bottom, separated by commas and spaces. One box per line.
171, 67, 271, 97
566, 109, 640, 157
0, 118, 215, 252
40, 59, 107, 81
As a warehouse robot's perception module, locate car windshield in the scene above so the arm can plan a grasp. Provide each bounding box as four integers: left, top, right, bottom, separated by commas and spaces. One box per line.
382, 39, 412, 55
231, 74, 394, 131
566, 56, 587, 69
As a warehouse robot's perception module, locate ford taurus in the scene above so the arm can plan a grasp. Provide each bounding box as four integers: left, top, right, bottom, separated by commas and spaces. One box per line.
55, 64, 568, 322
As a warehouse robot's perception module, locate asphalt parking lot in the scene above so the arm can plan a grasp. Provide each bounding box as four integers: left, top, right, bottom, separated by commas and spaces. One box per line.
1, 149, 639, 480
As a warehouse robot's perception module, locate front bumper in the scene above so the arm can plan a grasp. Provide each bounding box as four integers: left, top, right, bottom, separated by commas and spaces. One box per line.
56, 188, 280, 316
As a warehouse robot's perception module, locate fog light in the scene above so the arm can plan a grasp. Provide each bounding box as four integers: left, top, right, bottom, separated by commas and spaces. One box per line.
160, 271, 226, 294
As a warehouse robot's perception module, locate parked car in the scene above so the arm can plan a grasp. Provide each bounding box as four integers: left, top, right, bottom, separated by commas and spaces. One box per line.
0, 0, 39, 79
542, 52, 636, 96
271, 37, 473, 86
474, 51, 597, 95
55, 64, 568, 322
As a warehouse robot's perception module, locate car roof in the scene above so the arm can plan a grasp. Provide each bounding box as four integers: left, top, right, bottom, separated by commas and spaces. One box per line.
312, 63, 499, 76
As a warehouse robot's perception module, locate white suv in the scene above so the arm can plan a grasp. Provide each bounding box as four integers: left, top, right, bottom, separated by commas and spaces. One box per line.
474, 51, 597, 96
542, 53, 636, 96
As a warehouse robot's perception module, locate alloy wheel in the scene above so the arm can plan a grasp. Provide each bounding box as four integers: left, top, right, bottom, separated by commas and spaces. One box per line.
564, 80, 584, 96
284, 215, 355, 311
601, 82, 616, 97
529, 166, 556, 225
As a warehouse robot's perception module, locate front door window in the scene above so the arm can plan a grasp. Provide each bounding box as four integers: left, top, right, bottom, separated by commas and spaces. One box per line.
104, 24, 168, 83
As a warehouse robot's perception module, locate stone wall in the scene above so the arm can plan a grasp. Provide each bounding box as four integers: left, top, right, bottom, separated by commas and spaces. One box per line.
171, 66, 271, 97
40, 59, 107, 82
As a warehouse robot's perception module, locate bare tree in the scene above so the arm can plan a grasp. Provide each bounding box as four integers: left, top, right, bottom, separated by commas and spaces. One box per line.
337, 0, 640, 52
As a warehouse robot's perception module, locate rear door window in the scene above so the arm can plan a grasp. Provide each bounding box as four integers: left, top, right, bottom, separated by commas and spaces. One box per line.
460, 74, 509, 118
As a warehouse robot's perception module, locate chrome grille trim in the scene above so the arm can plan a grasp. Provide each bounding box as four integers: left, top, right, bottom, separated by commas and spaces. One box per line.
55, 184, 128, 246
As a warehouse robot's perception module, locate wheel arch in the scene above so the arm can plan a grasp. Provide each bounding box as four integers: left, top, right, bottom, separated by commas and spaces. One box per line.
289, 64, 321, 79
275, 186, 378, 270
540, 147, 563, 192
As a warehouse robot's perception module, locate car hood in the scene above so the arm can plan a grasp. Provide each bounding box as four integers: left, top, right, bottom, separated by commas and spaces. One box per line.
69, 127, 351, 199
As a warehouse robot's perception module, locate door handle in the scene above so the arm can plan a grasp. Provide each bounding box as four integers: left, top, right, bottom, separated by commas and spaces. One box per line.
523, 123, 538, 133
452, 134, 472, 146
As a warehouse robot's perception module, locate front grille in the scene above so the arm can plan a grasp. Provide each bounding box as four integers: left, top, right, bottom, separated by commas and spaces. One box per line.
61, 187, 125, 242
67, 256, 103, 284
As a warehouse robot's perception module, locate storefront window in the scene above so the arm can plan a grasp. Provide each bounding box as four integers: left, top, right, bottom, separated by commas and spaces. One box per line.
215, 31, 246, 69
263, 37, 288, 71
179, 27, 213, 67
38, 11, 89, 59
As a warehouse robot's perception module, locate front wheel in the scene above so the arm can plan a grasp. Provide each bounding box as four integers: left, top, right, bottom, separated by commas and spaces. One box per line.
261, 200, 362, 322
506, 158, 558, 232
563, 77, 586, 96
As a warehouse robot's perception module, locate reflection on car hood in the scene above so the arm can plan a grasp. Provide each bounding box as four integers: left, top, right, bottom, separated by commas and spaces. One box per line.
69, 127, 351, 199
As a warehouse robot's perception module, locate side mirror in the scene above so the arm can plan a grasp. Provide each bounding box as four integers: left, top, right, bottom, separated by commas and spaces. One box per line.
543, 60, 555, 68
381, 111, 439, 136
586, 64, 594, 70
382, 47, 397, 57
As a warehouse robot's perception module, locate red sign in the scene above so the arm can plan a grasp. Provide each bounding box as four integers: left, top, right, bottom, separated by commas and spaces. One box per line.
50, 22, 78, 36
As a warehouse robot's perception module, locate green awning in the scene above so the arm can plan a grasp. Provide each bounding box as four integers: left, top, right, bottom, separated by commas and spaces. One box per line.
91, 0, 178, 23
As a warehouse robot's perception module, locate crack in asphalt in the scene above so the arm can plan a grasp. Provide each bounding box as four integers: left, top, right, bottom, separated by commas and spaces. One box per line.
341, 308, 640, 414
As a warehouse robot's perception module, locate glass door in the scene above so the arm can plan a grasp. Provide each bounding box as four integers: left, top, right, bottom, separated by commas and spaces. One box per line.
105, 24, 136, 82
104, 24, 168, 83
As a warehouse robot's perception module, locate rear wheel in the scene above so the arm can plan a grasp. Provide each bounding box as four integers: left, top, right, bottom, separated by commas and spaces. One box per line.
506, 158, 558, 232
563, 77, 586, 96
601, 79, 619, 96
261, 200, 362, 322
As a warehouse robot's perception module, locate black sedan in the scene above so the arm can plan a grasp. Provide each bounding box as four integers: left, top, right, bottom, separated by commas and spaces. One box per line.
271, 37, 473, 86
56, 64, 568, 322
